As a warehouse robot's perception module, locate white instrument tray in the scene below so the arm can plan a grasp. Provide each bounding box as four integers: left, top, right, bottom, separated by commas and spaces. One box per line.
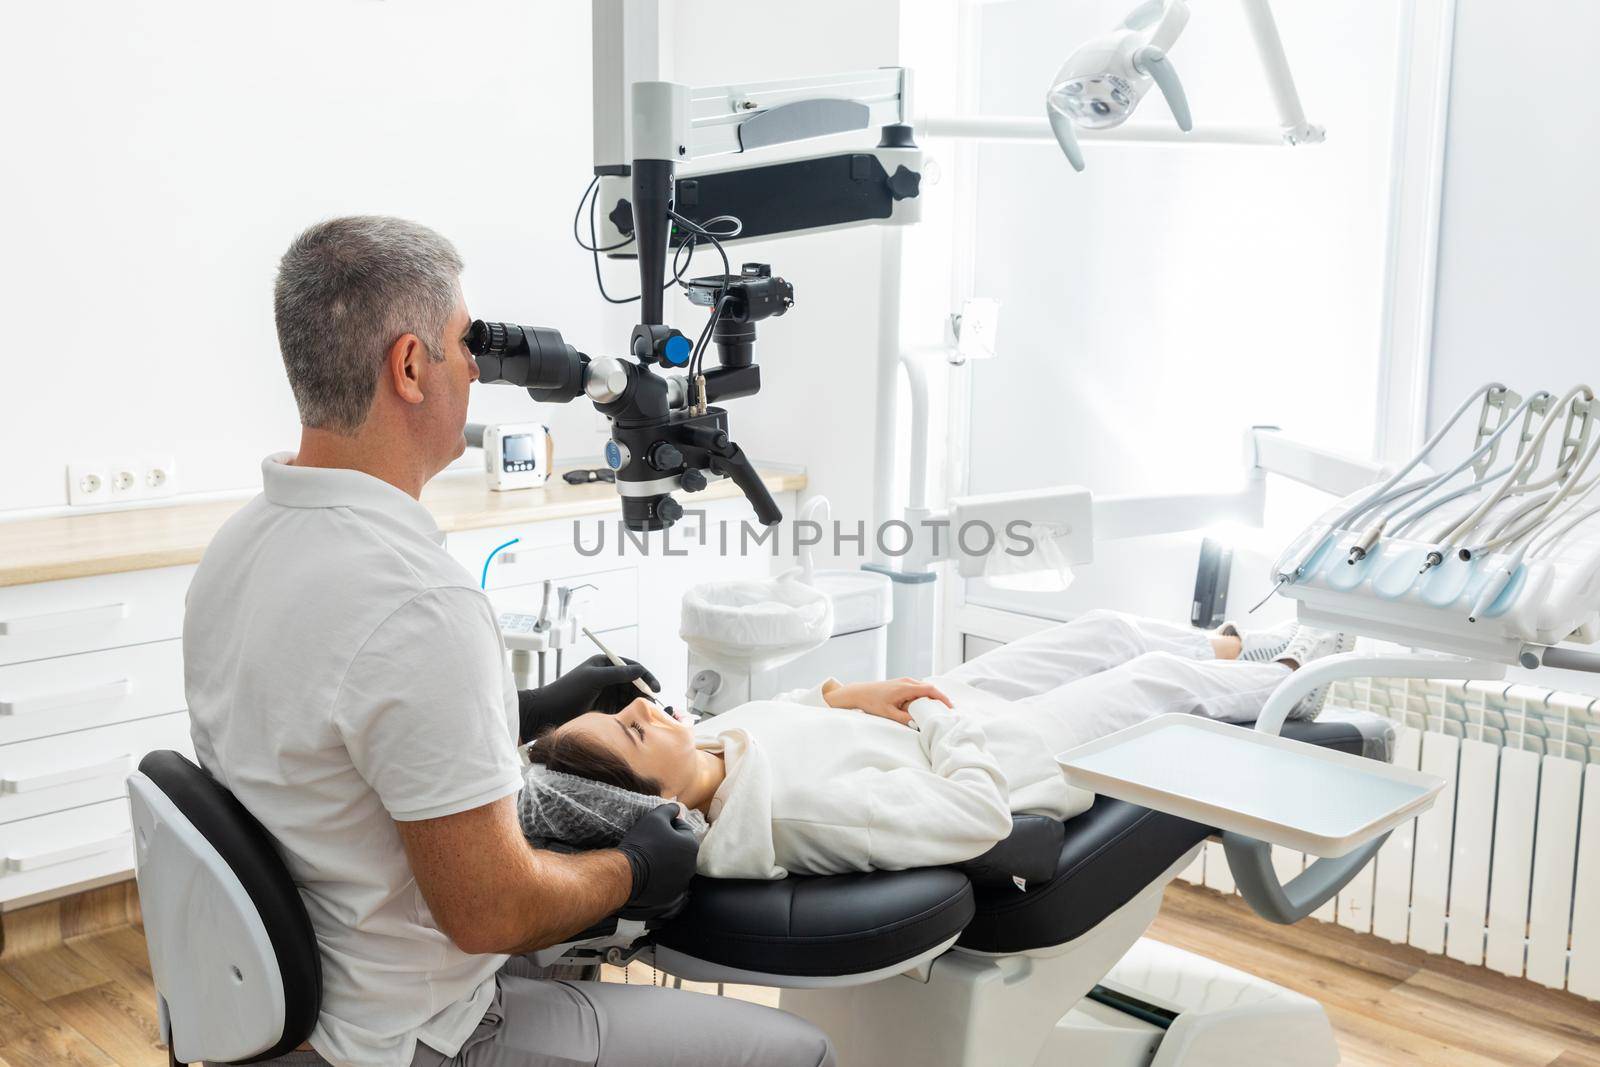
1057, 715, 1445, 858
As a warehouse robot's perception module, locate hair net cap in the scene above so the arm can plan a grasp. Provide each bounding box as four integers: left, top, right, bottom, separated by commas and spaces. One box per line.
519, 764, 709, 851
679, 569, 834, 671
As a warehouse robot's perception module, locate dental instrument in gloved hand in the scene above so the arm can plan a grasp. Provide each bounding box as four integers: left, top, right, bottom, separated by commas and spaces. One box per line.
583, 625, 690, 722
516, 653, 661, 742
615, 804, 700, 918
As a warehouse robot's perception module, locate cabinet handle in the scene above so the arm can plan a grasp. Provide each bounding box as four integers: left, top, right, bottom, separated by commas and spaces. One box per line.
0, 679, 133, 717
3, 833, 126, 873
0, 603, 129, 637
1, 754, 132, 794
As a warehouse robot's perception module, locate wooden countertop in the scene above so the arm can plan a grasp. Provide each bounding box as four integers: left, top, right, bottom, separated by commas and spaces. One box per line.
0, 466, 806, 588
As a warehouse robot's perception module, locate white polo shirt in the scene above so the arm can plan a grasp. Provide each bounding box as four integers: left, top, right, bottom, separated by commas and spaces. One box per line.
185, 455, 523, 1067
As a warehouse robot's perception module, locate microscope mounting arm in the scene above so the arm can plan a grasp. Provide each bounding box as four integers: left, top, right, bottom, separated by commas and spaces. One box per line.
469, 7, 923, 531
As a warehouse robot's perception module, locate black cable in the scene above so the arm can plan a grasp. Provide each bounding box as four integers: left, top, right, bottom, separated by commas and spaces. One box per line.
666, 212, 745, 382
572, 177, 635, 254
689, 294, 729, 381
668, 210, 733, 287
583, 178, 641, 305
670, 230, 699, 287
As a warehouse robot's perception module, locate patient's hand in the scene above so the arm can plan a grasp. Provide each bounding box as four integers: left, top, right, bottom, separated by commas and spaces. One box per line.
823, 678, 953, 726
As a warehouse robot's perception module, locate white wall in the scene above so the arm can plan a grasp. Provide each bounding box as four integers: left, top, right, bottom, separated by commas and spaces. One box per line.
953, 0, 1404, 622
0, 0, 905, 533
1426, 1, 1600, 431
0, 0, 614, 513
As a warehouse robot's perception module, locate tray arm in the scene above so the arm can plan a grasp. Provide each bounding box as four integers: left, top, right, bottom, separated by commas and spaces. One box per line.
1222, 831, 1389, 924
1251, 651, 1505, 737
1227, 650, 1504, 923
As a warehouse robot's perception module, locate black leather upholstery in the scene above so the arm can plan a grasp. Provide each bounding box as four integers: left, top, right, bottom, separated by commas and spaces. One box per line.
956, 814, 1067, 888
956, 719, 1367, 953
653, 868, 974, 978
137, 751, 321, 1063
640, 719, 1368, 974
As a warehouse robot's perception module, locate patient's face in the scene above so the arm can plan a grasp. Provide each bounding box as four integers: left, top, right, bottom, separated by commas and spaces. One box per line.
561, 698, 698, 798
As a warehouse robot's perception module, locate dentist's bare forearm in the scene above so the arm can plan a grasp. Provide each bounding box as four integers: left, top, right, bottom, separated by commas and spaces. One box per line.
501, 849, 634, 955
397, 796, 633, 956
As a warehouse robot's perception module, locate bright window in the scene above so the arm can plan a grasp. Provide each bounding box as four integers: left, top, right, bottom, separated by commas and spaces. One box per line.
959, 0, 1405, 619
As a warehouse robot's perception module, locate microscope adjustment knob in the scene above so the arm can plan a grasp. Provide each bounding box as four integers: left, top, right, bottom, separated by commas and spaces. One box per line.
661, 333, 693, 368
679, 468, 708, 492
886, 165, 922, 202
648, 442, 684, 471
656, 496, 684, 524
585, 357, 630, 404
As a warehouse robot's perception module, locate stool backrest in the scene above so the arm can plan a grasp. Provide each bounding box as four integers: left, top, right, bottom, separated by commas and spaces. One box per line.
128, 750, 321, 1064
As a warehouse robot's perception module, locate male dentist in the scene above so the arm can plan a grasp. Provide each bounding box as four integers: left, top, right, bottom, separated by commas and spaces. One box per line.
184, 216, 835, 1067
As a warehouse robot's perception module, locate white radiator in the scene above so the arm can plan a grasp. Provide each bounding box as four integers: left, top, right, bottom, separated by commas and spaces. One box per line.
1178, 676, 1600, 1000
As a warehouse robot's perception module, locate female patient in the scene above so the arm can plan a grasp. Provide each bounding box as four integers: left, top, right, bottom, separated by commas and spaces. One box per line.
527, 612, 1350, 880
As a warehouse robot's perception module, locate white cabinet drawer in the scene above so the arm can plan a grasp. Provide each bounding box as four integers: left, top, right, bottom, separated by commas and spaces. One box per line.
0, 799, 133, 904
0, 566, 193, 666
0, 710, 192, 825
489, 567, 639, 635
0, 639, 186, 746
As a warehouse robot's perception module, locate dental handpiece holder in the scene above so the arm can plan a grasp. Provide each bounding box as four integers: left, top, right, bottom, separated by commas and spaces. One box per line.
469, 81, 792, 533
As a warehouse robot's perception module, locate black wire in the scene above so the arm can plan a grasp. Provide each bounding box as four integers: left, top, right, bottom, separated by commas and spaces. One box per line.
689, 295, 729, 381
584, 178, 641, 305
671, 231, 699, 287
572, 177, 635, 254
668, 210, 733, 287
573, 180, 743, 329
667, 211, 742, 382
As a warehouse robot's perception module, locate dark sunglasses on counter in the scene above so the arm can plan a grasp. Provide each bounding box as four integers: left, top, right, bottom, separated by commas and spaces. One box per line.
563, 468, 617, 485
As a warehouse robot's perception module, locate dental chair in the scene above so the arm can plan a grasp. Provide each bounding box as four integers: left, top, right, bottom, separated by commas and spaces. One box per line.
537, 710, 1383, 1067
126, 714, 1374, 1067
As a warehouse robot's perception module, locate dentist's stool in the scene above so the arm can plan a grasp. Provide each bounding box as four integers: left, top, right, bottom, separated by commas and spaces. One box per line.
127, 751, 321, 1065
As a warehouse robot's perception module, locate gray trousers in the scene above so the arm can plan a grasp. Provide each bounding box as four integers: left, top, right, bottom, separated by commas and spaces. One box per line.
263, 958, 835, 1067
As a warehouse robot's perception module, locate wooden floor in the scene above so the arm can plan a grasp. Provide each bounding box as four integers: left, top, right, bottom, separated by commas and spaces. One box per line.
1, 881, 1596, 1066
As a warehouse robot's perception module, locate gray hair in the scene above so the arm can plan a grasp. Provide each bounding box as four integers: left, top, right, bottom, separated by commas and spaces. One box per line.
274, 216, 464, 434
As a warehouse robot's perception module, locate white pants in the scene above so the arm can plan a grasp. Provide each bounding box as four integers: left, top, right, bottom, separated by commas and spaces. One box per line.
933, 610, 1291, 757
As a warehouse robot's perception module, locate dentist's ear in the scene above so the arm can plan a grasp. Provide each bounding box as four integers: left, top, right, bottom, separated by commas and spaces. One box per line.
387, 333, 429, 405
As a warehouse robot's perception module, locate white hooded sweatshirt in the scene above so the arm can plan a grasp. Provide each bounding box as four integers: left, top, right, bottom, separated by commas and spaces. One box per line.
691, 681, 1094, 879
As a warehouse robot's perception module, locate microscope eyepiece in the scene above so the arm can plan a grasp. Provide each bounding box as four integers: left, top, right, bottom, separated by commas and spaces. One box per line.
467, 320, 520, 358
467, 320, 587, 404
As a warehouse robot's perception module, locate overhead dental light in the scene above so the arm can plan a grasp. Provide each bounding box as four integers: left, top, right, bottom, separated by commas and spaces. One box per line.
1046, 0, 1194, 172
919, 0, 1321, 168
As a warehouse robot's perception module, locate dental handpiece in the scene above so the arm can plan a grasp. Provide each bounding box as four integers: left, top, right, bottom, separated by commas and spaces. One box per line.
581, 626, 658, 705
581, 626, 695, 724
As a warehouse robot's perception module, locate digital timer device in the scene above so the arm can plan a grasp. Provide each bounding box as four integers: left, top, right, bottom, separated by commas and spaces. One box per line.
465, 422, 552, 491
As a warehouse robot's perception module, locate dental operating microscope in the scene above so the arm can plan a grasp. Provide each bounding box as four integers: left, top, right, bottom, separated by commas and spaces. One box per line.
467, 66, 923, 531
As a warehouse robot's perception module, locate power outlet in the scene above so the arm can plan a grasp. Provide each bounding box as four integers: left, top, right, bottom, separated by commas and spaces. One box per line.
107, 459, 143, 501
141, 455, 177, 498
67, 462, 111, 506
66, 455, 180, 506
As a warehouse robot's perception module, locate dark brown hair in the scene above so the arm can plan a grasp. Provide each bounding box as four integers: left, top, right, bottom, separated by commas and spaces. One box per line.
528, 724, 664, 797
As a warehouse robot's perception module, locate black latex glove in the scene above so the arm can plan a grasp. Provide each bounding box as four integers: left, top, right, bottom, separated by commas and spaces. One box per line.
517, 654, 661, 741
615, 804, 699, 916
